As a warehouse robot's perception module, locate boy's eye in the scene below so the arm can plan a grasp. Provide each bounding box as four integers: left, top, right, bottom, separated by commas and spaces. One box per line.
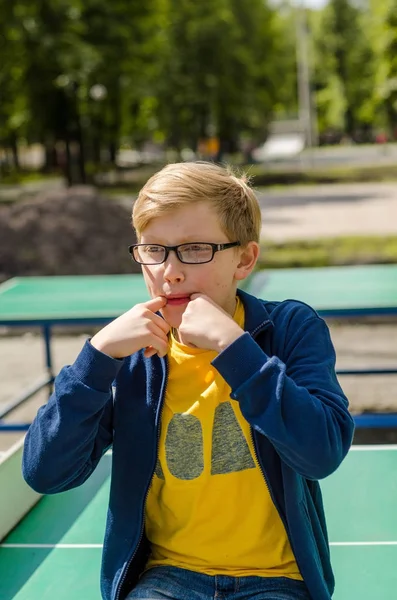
183, 244, 207, 252
179, 243, 213, 262
144, 245, 163, 253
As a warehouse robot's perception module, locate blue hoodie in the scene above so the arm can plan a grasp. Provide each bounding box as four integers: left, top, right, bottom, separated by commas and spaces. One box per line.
22, 289, 354, 600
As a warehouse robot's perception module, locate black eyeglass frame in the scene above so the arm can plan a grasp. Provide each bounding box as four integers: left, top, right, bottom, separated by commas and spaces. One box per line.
128, 241, 241, 265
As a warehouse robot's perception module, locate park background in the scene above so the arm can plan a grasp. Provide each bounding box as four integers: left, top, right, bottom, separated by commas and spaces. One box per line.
1, 0, 397, 448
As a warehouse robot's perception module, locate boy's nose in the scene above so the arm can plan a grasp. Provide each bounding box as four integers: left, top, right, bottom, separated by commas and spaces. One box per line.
162, 252, 185, 284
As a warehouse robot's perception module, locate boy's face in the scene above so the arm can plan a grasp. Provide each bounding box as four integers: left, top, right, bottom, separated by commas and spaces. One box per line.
139, 202, 257, 329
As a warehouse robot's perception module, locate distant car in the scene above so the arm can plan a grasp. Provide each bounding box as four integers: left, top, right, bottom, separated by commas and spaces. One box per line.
252, 133, 305, 162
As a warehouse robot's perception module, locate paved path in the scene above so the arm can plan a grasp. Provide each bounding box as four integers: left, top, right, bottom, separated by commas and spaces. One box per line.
258, 182, 397, 241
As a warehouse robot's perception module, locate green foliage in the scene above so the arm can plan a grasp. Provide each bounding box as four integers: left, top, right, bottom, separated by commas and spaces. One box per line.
1, 0, 291, 178
249, 161, 397, 185
382, 0, 397, 131
3, 0, 397, 183
151, 0, 284, 151
313, 0, 377, 135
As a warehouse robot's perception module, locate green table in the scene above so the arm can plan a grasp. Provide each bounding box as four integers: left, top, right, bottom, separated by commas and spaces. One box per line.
242, 264, 397, 318
3, 265, 396, 323
0, 275, 149, 324
1, 445, 397, 600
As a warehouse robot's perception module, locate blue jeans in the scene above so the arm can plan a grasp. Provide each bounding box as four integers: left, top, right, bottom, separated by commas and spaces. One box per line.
125, 566, 311, 600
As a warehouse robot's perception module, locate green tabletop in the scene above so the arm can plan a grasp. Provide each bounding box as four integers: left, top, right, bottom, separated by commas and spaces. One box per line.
242, 264, 397, 316
1, 264, 397, 325
1, 446, 397, 600
0, 275, 149, 324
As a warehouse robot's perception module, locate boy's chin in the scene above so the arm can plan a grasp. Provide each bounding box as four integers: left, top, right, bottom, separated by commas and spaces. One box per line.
161, 306, 184, 329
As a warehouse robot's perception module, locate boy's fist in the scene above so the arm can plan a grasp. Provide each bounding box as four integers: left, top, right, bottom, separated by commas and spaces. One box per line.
91, 296, 170, 359
177, 294, 244, 353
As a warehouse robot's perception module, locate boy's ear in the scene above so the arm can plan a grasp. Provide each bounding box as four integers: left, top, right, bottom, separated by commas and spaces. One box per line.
235, 242, 260, 281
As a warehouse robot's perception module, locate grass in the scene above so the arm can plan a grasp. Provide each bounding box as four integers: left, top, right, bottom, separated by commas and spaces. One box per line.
96, 163, 397, 193
258, 235, 397, 269
248, 163, 397, 186
0, 171, 63, 185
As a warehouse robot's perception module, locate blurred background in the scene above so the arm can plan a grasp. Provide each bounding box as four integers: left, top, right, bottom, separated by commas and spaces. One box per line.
2, 0, 397, 175
1, 0, 397, 278
1, 0, 397, 442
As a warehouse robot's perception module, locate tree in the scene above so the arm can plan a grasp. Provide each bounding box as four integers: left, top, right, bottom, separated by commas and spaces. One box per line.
0, 3, 29, 171
314, 0, 376, 138
0, 0, 299, 181
383, 0, 397, 134
80, 0, 164, 163
154, 0, 285, 157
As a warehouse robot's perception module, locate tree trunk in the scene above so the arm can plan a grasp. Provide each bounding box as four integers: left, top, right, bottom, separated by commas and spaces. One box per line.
44, 141, 57, 172
10, 135, 20, 170
64, 137, 72, 187
108, 78, 122, 166
386, 99, 397, 138
75, 111, 86, 184
344, 106, 355, 138
92, 128, 101, 165
108, 141, 117, 164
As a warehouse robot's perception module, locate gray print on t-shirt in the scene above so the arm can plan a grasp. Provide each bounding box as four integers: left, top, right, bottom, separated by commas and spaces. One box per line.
157, 402, 255, 481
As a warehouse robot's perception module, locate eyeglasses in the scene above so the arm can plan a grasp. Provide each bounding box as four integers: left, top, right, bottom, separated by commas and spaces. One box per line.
128, 241, 241, 265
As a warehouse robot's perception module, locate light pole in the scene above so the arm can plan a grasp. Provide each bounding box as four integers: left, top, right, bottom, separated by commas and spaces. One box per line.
296, 3, 318, 149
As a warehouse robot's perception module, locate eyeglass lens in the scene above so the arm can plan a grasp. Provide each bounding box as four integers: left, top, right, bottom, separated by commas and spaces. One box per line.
134, 243, 214, 264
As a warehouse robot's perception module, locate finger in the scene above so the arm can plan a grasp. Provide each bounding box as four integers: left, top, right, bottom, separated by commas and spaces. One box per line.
150, 312, 171, 334
143, 296, 167, 312
144, 346, 158, 358
149, 320, 170, 341
148, 333, 169, 358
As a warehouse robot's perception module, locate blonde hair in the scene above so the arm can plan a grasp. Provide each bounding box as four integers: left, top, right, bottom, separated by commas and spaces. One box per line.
132, 161, 261, 245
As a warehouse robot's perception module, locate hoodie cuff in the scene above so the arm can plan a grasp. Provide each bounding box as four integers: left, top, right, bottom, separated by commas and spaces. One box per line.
211, 332, 270, 395
71, 339, 125, 392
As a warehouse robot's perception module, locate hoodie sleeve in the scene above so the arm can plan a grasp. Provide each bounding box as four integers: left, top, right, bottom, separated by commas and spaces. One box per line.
22, 339, 124, 494
212, 305, 354, 480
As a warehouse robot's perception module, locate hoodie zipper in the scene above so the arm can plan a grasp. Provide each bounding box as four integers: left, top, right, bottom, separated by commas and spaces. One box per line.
250, 418, 307, 581
250, 428, 286, 527
248, 328, 306, 584
114, 356, 169, 600
248, 322, 294, 540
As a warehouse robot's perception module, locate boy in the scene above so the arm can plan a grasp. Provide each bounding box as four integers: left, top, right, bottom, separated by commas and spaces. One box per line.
23, 162, 354, 600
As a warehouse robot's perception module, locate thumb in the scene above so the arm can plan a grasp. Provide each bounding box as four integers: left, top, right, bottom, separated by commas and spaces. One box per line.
144, 296, 167, 312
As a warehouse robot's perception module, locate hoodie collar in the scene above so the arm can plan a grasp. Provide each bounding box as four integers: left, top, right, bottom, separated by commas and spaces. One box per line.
236, 288, 274, 337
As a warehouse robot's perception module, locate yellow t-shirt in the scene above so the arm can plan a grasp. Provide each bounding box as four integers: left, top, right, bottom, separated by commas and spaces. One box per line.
144, 297, 302, 579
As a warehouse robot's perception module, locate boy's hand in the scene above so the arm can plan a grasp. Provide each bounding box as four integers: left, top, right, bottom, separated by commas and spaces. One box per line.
91, 296, 170, 359
178, 294, 244, 353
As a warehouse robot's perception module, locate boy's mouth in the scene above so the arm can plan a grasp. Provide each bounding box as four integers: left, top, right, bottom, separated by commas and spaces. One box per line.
165, 295, 191, 306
